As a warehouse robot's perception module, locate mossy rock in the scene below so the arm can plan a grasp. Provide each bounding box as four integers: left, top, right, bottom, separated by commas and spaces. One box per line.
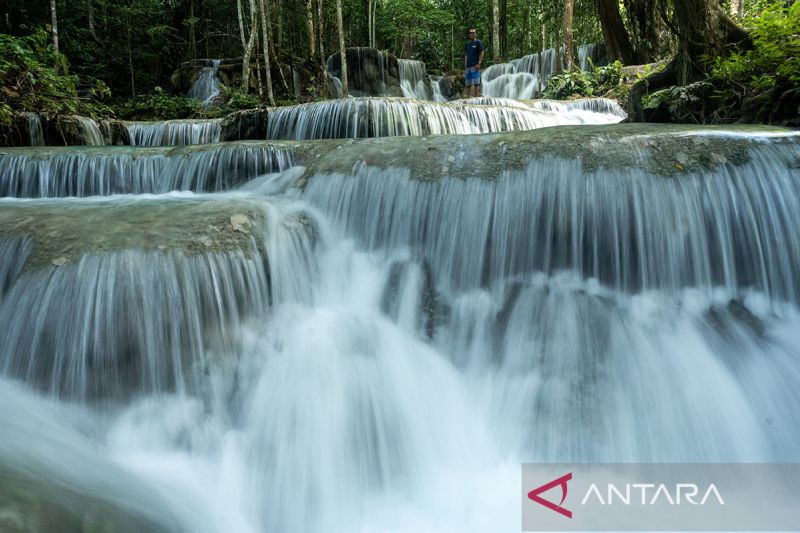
0, 196, 269, 271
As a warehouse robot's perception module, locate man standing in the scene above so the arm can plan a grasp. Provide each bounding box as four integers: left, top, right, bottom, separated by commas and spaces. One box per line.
464, 28, 484, 98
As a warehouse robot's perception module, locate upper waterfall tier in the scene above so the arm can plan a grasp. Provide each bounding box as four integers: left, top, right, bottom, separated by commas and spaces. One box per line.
1, 123, 795, 198
3, 125, 800, 302
264, 97, 624, 139
0, 144, 292, 197
5, 97, 625, 148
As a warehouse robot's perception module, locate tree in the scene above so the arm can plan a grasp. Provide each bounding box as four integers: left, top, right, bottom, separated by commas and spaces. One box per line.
306, 0, 316, 57
623, 0, 660, 63
563, 0, 574, 69
259, 0, 275, 105
491, 0, 500, 59
596, 0, 637, 64
317, 0, 328, 97
50, 0, 59, 57
335, 0, 348, 96
241, 0, 259, 91
627, 0, 750, 119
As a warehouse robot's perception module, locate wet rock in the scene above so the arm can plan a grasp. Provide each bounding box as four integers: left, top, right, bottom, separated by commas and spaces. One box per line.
220, 108, 269, 141
325, 47, 403, 97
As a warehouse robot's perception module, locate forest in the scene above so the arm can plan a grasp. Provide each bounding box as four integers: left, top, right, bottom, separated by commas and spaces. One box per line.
1, 0, 799, 132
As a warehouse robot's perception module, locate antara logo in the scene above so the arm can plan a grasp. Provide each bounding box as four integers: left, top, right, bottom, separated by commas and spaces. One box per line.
528, 473, 573, 519
527, 473, 726, 520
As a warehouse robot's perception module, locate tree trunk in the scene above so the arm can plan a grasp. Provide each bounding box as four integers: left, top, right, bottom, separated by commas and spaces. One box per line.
335, 0, 348, 96
87, 0, 98, 42
623, 0, 659, 63
50, 0, 59, 56
254, 31, 264, 97
367, 0, 372, 48
236, 0, 247, 49
241, 0, 259, 91
673, 0, 720, 84
538, 23, 545, 94
189, 0, 196, 59
306, 0, 316, 57
259, 0, 276, 105
563, 0, 574, 70
627, 0, 750, 120
596, 0, 637, 64
126, 16, 135, 97
499, 0, 507, 60
371, 0, 377, 48
317, 0, 328, 97
525, 4, 532, 55
491, 0, 500, 59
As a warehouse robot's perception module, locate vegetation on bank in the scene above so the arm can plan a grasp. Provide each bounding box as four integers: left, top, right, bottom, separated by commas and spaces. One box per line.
543, 61, 627, 102
640, 2, 800, 124
0, 30, 111, 127
2, 0, 799, 127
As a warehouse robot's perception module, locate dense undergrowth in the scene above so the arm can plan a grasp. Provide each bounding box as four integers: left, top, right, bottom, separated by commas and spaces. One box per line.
0, 30, 112, 127
543, 61, 628, 102
642, 2, 800, 124
1, 29, 270, 126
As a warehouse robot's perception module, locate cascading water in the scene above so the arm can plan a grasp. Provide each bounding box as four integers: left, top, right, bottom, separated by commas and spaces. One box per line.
0, 144, 292, 197
74, 116, 106, 146
187, 59, 223, 106
577, 43, 607, 71
482, 48, 561, 99
398, 59, 432, 99
483, 45, 605, 99
126, 119, 222, 146
2, 123, 799, 532
265, 97, 624, 139
431, 76, 447, 102
26, 113, 44, 146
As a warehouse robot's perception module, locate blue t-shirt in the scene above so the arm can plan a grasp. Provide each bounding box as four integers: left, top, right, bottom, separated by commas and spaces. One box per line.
465, 39, 484, 67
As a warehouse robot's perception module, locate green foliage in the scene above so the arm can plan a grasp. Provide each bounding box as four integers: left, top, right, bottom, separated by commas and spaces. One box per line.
543, 61, 625, 99
219, 85, 262, 110
112, 91, 201, 121
543, 69, 593, 99
642, 82, 713, 123
711, 3, 800, 92
0, 29, 111, 122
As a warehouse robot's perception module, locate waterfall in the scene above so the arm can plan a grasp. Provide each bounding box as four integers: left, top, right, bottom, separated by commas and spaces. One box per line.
326, 48, 392, 97
74, 116, 106, 146
578, 43, 608, 71
482, 48, 562, 99
126, 119, 222, 146
431, 76, 447, 102
2, 126, 800, 531
187, 59, 223, 106
26, 114, 44, 146
0, 144, 292, 197
265, 97, 623, 139
398, 59, 431, 100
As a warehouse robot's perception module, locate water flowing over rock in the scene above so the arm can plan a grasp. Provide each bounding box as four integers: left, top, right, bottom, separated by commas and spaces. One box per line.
578, 42, 608, 71
187, 59, 223, 106
398, 59, 433, 99
26, 113, 44, 146
482, 47, 562, 99
326, 47, 402, 97
0, 144, 292, 197
265, 97, 624, 139
2, 123, 800, 532
126, 119, 223, 146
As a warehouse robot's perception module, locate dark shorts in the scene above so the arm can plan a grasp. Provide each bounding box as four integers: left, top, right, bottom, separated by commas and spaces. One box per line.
465, 66, 481, 86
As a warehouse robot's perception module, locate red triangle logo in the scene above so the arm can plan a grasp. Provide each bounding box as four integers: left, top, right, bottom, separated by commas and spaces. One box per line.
527, 472, 573, 519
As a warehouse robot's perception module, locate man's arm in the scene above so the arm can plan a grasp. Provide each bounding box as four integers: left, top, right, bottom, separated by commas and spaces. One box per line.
478, 50, 484, 69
